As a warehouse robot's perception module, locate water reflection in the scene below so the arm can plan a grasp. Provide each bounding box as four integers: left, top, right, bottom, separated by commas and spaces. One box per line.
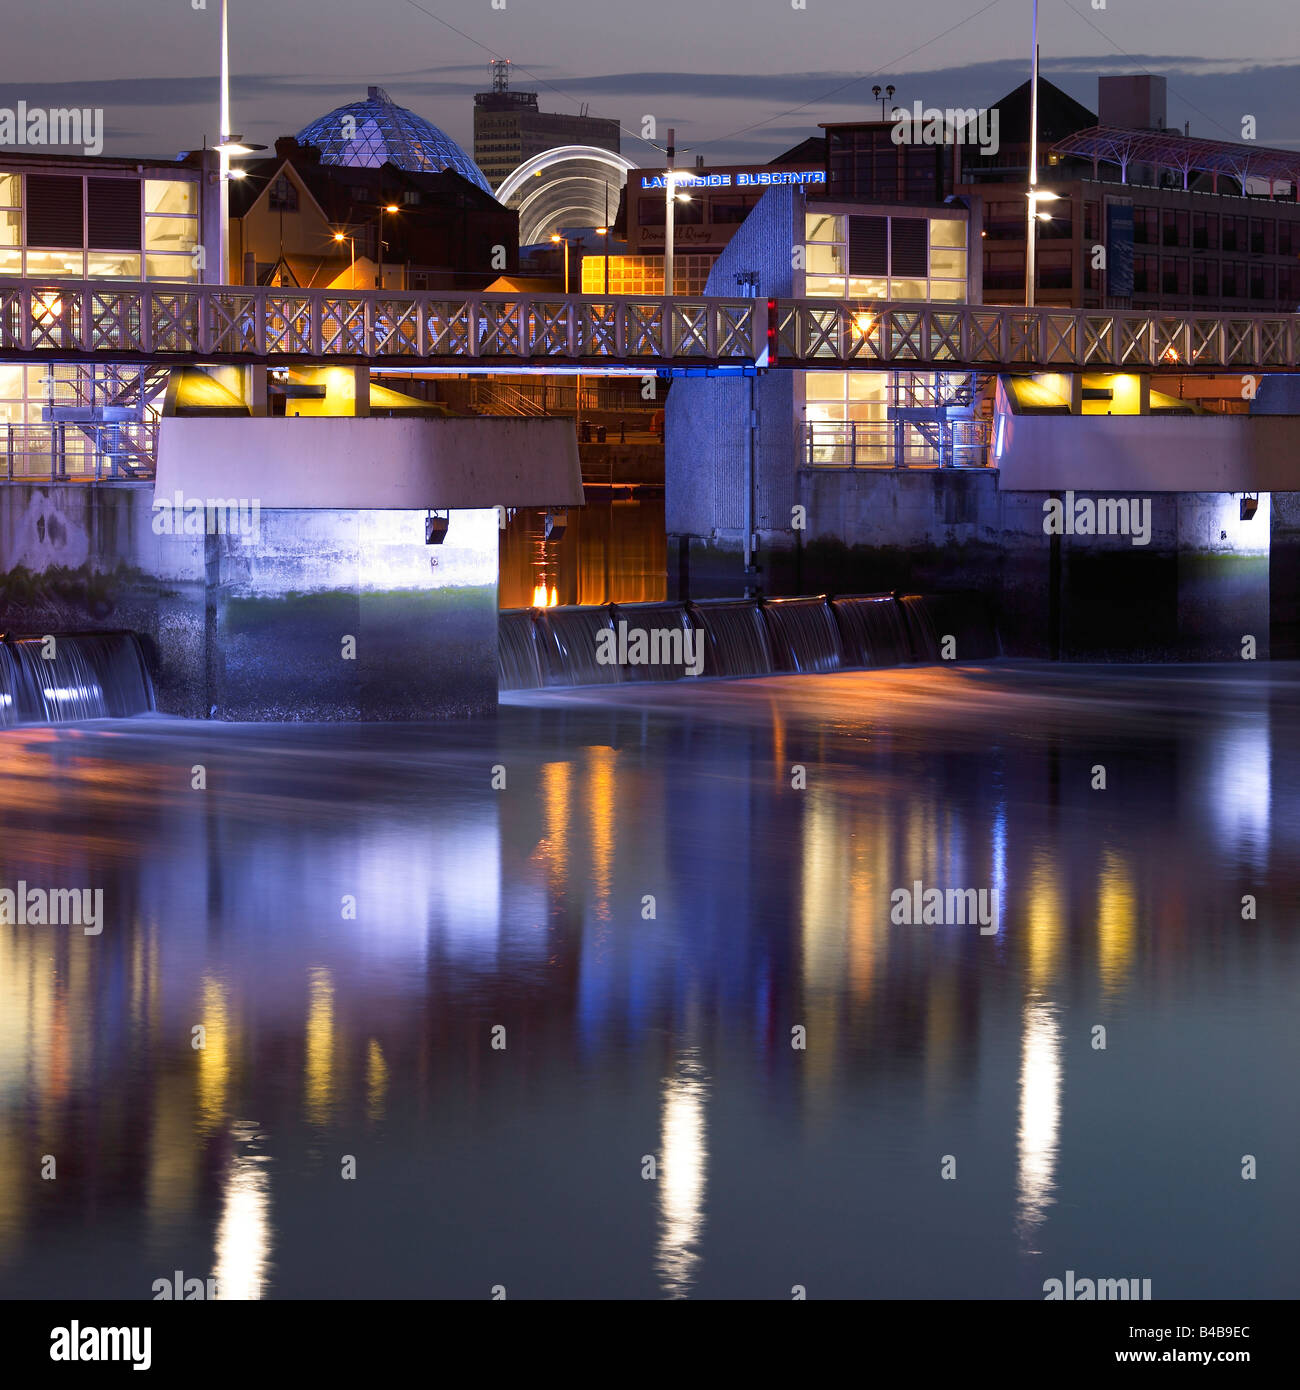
656, 1051, 710, 1299
1015, 999, 1062, 1250
213, 1122, 272, 1301
0, 667, 1295, 1298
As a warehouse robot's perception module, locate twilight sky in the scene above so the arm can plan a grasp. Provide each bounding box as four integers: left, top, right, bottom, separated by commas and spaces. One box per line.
1, 0, 1298, 168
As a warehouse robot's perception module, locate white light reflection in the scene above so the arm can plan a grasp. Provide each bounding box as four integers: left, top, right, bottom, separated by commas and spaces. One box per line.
1205, 717, 1271, 868
655, 1053, 709, 1299
1015, 999, 1062, 1250
213, 1122, 272, 1300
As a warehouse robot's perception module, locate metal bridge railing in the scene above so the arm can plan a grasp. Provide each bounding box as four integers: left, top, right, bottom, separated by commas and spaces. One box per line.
804, 418, 993, 469
0, 278, 1296, 371
2, 422, 156, 482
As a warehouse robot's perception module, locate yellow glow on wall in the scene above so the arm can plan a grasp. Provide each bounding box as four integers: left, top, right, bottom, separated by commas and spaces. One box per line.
1082, 373, 1142, 416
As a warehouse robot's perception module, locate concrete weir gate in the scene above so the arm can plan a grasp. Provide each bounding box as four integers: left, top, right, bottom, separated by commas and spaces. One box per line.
0, 376, 583, 720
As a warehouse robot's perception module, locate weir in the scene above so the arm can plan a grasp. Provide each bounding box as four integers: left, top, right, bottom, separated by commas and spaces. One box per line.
498, 592, 999, 691
0, 632, 154, 725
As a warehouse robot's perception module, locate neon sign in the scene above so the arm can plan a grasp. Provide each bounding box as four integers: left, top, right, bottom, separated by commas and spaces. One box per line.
639, 170, 825, 190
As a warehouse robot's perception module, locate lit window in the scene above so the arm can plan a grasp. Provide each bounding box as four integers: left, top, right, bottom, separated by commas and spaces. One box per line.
145, 180, 196, 217
25, 249, 85, 277
145, 253, 198, 281
930, 218, 966, 248
88, 251, 143, 278
145, 218, 197, 255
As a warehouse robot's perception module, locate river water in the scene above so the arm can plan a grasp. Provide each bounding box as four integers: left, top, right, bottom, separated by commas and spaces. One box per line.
0, 664, 1295, 1299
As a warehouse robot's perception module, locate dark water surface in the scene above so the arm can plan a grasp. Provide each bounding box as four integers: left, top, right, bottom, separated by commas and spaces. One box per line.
0, 664, 1296, 1299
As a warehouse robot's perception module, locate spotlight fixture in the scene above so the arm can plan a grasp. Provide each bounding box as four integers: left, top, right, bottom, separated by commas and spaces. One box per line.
1240, 495, 1259, 522
544, 510, 567, 542
425, 511, 449, 545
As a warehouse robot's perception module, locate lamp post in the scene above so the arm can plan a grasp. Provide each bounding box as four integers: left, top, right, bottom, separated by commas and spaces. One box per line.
1025, 0, 1040, 306
333, 231, 356, 288
377, 203, 398, 289
597, 180, 611, 294
664, 127, 675, 300
595, 226, 609, 294
549, 233, 570, 293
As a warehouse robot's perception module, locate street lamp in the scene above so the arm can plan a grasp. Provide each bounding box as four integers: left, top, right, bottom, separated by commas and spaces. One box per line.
549, 233, 571, 293
333, 231, 356, 288
377, 203, 399, 289
595, 226, 610, 294
662, 128, 693, 298
1025, 0, 1041, 306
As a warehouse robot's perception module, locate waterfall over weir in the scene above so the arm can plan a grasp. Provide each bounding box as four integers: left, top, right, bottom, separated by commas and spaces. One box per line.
0, 633, 155, 726
500, 593, 999, 691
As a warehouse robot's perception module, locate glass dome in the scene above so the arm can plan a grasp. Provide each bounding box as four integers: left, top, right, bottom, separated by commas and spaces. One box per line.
297, 87, 492, 194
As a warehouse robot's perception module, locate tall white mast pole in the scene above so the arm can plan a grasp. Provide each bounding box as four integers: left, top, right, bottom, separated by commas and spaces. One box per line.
1025, 0, 1039, 307
218, 0, 231, 284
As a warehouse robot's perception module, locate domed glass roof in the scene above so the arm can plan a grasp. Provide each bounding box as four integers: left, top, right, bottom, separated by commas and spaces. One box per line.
297, 87, 492, 193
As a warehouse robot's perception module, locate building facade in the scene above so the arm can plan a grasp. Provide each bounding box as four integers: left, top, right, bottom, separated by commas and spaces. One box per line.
228, 139, 517, 291
473, 61, 620, 192
0, 150, 219, 478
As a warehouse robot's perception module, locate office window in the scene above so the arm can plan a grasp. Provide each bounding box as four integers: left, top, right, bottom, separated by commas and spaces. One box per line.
890, 217, 928, 277
26, 174, 83, 248
1250, 264, 1273, 300
1279, 264, 1299, 305
1192, 212, 1217, 250
1249, 218, 1274, 255
1222, 216, 1247, 252
1192, 261, 1217, 298
1133, 208, 1157, 246
1161, 210, 1187, 248
88, 178, 141, 251
1162, 257, 1188, 295
1037, 247, 1072, 290
847, 215, 886, 276
88, 251, 142, 278
144, 178, 198, 279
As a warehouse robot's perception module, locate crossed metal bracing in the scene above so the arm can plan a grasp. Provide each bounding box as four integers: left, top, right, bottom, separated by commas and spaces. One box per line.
0, 279, 1297, 374
777, 302, 1300, 374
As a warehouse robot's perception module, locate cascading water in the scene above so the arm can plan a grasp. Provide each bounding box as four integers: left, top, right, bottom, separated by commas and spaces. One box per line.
762, 597, 844, 673
830, 595, 913, 667
609, 602, 694, 681
535, 607, 621, 686
690, 600, 774, 678
902, 593, 1001, 661
497, 593, 999, 691
498, 610, 544, 691
0, 633, 155, 725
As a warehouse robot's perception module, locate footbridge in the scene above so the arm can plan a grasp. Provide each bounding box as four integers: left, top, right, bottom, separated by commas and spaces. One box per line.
1, 278, 1297, 374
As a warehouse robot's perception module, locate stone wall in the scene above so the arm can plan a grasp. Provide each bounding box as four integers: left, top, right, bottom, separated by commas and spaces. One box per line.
0, 484, 497, 719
